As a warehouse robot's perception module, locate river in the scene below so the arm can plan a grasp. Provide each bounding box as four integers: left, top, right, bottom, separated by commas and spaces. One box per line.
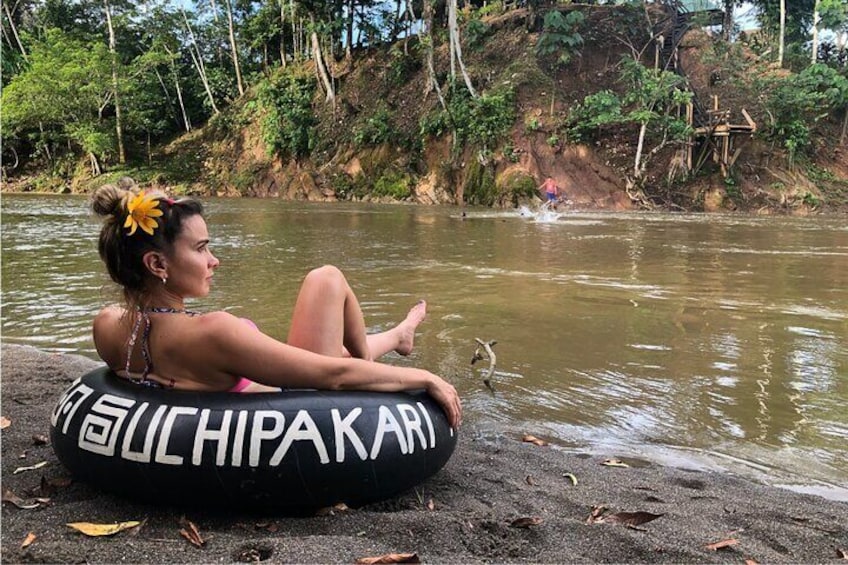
2, 194, 846, 500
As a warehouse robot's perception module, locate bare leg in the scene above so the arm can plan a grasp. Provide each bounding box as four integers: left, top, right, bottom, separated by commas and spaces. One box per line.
366, 300, 427, 359
287, 265, 371, 359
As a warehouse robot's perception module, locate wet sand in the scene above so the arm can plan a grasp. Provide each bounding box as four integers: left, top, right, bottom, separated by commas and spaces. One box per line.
2, 344, 846, 563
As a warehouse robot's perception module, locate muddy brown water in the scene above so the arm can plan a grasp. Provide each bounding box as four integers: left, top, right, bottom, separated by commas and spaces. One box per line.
2, 195, 846, 499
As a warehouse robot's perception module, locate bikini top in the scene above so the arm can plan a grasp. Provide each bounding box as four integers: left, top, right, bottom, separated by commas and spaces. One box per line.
126, 306, 199, 389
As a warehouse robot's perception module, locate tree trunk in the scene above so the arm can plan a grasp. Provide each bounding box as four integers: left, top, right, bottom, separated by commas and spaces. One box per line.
90, 152, 102, 176
448, 0, 476, 96
183, 9, 220, 114
310, 16, 335, 104
392, 0, 402, 43
152, 66, 179, 128
39, 122, 52, 163
162, 45, 192, 131
634, 122, 647, 179
404, 0, 416, 53
279, 0, 287, 68
104, 0, 125, 164
421, 0, 448, 114
811, 0, 820, 65
722, 0, 733, 42
2, 0, 28, 61
223, 0, 245, 96
778, 0, 785, 67
291, 1, 299, 62
841, 107, 847, 146
345, 0, 354, 61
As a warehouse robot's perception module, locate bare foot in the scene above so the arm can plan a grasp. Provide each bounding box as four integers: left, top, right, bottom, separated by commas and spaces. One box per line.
395, 300, 427, 356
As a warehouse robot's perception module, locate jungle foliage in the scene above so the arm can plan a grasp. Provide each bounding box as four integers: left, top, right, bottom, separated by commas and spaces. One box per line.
1, 0, 846, 203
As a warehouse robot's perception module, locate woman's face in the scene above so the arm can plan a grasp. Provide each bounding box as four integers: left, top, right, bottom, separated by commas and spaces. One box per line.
164, 214, 219, 298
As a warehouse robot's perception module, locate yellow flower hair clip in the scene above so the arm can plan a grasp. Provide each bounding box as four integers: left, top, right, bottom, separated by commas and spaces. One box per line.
124, 191, 163, 236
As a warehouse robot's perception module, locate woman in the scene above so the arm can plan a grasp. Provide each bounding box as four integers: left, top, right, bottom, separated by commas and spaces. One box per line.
90, 185, 461, 428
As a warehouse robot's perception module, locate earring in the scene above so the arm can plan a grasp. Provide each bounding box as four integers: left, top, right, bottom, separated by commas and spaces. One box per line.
162, 276, 167, 285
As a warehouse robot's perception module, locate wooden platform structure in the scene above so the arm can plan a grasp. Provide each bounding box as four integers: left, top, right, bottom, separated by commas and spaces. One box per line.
686, 95, 757, 176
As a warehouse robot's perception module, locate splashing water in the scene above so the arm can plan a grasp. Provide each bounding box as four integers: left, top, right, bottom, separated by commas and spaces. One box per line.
516, 204, 562, 223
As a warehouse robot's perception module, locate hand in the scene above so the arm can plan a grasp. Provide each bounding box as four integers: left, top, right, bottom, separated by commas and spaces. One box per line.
426, 373, 462, 429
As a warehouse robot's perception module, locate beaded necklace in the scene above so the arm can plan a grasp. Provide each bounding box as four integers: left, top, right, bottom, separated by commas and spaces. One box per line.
125, 306, 200, 388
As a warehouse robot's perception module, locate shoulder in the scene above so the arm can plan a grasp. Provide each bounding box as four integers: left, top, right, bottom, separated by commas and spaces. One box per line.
193, 311, 255, 344
93, 305, 128, 337
94, 305, 125, 323
196, 310, 241, 329
92, 306, 129, 367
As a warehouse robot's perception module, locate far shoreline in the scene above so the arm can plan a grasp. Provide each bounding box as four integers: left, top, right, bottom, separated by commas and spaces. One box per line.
3, 188, 848, 217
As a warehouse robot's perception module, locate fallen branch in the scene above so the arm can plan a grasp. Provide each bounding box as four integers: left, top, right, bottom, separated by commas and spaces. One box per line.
472, 338, 497, 392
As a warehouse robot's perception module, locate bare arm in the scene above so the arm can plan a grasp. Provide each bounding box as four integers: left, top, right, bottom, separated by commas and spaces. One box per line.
202, 313, 462, 427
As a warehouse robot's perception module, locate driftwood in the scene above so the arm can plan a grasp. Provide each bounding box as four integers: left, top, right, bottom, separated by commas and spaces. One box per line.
471, 338, 498, 393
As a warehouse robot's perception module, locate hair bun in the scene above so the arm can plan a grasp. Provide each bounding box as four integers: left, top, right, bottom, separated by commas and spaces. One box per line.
92, 183, 132, 218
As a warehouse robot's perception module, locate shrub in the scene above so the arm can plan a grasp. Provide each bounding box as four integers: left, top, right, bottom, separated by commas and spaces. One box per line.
420, 84, 516, 155
464, 159, 497, 205
256, 67, 316, 159
500, 172, 537, 205
464, 18, 489, 50
758, 64, 848, 165
566, 90, 623, 142
388, 44, 421, 86
373, 170, 412, 199
354, 106, 394, 148
536, 10, 585, 67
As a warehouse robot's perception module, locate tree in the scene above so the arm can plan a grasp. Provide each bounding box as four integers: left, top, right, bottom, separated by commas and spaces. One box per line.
2, 0, 29, 63
618, 58, 692, 183
447, 0, 475, 97
778, 0, 785, 66
222, 0, 245, 95
103, 0, 126, 163
182, 7, 220, 114
309, 14, 334, 103
2, 29, 114, 172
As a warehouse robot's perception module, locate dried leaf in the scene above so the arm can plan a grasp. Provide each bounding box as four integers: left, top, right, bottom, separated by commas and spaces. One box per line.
525, 475, 535, 486
600, 511, 664, 527
32, 434, 49, 446
426, 498, 435, 511
837, 548, 848, 560
1, 416, 10, 430
522, 434, 548, 447
586, 505, 608, 524
13, 461, 48, 475
2, 489, 41, 510
601, 458, 630, 468
705, 538, 739, 551
315, 502, 350, 516
67, 521, 141, 537
563, 473, 578, 486
356, 553, 420, 564
509, 516, 543, 528
178, 518, 205, 547
19, 451, 27, 459
128, 518, 147, 537
745, 559, 760, 565
20, 532, 36, 549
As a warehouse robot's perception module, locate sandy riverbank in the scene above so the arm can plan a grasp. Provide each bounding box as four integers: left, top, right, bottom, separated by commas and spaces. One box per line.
2, 344, 846, 563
